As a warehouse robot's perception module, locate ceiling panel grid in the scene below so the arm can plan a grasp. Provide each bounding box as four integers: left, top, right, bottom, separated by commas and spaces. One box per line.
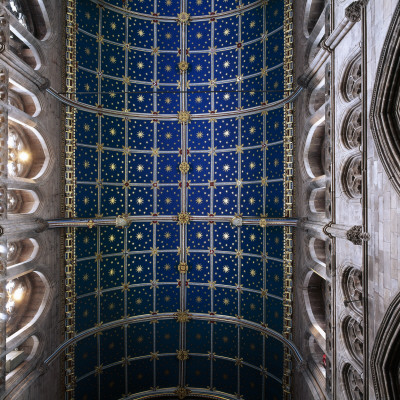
64, 0, 294, 399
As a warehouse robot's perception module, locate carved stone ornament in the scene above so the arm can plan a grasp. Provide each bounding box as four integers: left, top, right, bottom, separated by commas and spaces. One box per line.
177, 110, 191, 124
231, 216, 243, 227
116, 214, 130, 228
295, 360, 308, 373
174, 309, 192, 323
178, 60, 189, 73
178, 262, 188, 273
176, 349, 189, 361
346, 225, 370, 245
34, 218, 49, 233
345, 1, 364, 23
0, 225, 3, 237
179, 162, 190, 174
177, 212, 190, 225
177, 12, 191, 25
175, 386, 191, 399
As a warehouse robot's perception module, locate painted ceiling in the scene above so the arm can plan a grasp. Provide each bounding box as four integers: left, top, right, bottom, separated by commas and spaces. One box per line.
65, 0, 294, 399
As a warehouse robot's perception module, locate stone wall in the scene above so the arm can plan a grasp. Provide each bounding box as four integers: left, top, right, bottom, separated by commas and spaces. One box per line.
0, 0, 64, 398
293, 0, 399, 399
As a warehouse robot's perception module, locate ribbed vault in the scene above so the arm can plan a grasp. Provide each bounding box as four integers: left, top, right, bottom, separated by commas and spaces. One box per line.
62, 0, 295, 399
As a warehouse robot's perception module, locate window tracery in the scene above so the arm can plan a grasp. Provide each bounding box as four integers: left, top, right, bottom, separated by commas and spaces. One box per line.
343, 56, 362, 102
343, 316, 363, 364
343, 266, 363, 313
343, 106, 362, 149
342, 155, 362, 199
343, 363, 364, 400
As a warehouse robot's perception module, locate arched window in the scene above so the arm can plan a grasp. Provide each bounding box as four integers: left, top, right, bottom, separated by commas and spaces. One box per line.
7, 238, 38, 266
342, 266, 363, 313
342, 56, 362, 102
343, 317, 363, 364
7, 126, 32, 178
343, 363, 363, 400
7, 124, 48, 180
309, 187, 326, 214
304, 122, 326, 179
7, 189, 39, 215
6, 271, 47, 339
342, 106, 362, 149
341, 155, 362, 199
304, 272, 327, 340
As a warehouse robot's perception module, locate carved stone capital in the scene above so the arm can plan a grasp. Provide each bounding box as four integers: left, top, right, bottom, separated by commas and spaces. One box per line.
115, 214, 130, 228
34, 218, 49, 233
295, 360, 308, 373
346, 225, 370, 245
345, 1, 367, 23
231, 216, 242, 227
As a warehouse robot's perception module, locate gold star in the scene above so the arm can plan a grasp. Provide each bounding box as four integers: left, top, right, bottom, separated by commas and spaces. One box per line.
122, 283, 130, 291
235, 249, 243, 259
235, 145, 243, 154
109, 268, 115, 276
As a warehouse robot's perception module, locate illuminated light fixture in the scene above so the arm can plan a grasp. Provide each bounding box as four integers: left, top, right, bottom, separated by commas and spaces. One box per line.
18, 151, 30, 162
6, 280, 25, 315
13, 286, 24, 302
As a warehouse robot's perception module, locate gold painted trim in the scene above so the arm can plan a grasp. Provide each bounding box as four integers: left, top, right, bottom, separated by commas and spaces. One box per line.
64, 0, 77, 398
283, 0, 294, 398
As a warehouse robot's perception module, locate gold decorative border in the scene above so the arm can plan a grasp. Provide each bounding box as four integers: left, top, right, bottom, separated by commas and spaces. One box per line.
283, 0, 294, 398
64, 0, 77, 397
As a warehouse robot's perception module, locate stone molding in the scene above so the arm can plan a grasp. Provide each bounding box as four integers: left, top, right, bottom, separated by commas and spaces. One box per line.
371, 291, 400, 399
370, 1, 400, 197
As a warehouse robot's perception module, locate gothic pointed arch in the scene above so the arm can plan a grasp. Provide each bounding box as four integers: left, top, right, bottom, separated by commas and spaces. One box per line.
370, 1, 400, 196
371, 291, 400, 399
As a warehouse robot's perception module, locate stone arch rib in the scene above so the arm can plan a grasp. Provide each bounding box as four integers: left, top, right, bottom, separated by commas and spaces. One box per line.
370, 1, 400, 196
370, 291, 400, 399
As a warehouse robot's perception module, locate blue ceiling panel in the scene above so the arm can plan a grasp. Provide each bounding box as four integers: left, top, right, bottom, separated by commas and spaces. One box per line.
68, 0, 293, 398
187, 20, 212, 51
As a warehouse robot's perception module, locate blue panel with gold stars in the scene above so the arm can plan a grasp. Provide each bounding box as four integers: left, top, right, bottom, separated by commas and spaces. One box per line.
71, 0, 291, 398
